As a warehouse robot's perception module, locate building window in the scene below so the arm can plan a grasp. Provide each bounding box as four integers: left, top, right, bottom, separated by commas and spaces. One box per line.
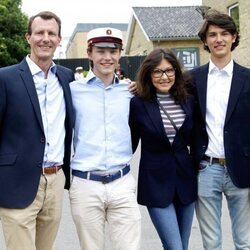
228, 3, 239, 31
172, 48, 200, 70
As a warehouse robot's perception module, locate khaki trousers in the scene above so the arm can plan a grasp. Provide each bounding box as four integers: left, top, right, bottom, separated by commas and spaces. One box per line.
69, 172, 141, 250
0, 169, 65, 250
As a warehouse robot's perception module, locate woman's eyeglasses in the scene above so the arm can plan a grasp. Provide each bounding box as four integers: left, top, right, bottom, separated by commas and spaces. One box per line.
151, 68, 175, 78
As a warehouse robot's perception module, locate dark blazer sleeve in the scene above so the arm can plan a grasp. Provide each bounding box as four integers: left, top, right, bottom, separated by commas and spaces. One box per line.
189, 65, 209, 170
129, 97, 141, 153
223, 63, 250, 188
56, 65, 75, 190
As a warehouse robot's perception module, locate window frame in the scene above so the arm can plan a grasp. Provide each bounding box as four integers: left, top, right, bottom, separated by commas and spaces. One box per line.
228, 3, 239, 31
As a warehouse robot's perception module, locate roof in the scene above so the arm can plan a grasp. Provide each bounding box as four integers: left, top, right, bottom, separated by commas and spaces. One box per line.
132, 6, 203, 40
66, 23, 128, 50
124, 6, 204, 54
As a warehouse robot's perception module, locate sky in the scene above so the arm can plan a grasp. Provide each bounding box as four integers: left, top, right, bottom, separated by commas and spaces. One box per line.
21, 0, 202, 58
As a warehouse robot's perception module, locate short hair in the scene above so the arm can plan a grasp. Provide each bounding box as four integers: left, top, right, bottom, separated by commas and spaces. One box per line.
136, 48, 190, 103
27, 11, 61, 38
198, 9, 240, 52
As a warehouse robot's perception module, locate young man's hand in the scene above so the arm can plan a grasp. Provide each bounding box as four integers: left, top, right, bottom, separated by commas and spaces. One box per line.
126, 80, 137, 95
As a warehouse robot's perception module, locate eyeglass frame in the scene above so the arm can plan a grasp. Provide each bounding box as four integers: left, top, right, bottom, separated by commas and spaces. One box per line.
151, 68, 176, 78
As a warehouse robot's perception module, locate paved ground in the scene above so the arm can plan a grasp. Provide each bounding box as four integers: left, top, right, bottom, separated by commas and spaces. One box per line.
0, 194, 234, 250
0, 149, 234, 249
53, 191, 233, 250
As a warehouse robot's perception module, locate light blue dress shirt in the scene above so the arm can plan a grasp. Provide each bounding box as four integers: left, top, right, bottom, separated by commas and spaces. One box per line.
26, 56, 66, 167
70, 70, 133, 172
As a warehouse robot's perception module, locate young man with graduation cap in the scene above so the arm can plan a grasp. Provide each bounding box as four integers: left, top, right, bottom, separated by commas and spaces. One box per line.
69, 27, 141, 250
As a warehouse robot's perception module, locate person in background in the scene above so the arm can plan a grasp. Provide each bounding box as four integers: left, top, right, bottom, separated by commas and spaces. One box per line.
115, 63, 125, 79
74, 66, 84, 80
0, 11, 74, 250
129, 48, 197, 250
69, 27, 141, 250
190, 9, 250, 249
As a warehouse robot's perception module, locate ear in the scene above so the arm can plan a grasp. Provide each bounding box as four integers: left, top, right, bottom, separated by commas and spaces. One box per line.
232, 33, 237, 43
204, 38, 207, 46
58, 36, 62, 44
118, 50, 122, 59
57, 37, 62, 47
25, 33, 31, 44
87, 50, 92, 61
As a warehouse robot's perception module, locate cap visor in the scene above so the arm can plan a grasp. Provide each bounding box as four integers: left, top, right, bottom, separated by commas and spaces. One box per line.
93, 42, 120, 48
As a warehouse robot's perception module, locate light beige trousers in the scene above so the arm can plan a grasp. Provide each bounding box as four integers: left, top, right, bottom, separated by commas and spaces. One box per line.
0, 169, 65, 250
69, 172, 141, 250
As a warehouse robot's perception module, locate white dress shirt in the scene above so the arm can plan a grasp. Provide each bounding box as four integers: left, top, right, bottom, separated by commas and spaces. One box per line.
26, 56, 66, 167
205, 59, 233, 158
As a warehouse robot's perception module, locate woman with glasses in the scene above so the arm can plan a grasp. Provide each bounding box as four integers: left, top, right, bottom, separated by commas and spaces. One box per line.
129, 48, 197, 250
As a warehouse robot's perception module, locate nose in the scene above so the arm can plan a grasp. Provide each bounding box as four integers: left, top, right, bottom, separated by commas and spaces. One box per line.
103, 51, 112, 59
42, 32, 50, 41
161, 72, 170, 79
216, 34, 223, 42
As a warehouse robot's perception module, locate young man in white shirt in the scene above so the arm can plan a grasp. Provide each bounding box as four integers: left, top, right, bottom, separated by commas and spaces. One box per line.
190, 9, 250, 250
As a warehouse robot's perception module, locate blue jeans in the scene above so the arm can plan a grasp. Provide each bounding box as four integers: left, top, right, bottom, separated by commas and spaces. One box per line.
147, 201, 195, 250
196, 160, 250, 250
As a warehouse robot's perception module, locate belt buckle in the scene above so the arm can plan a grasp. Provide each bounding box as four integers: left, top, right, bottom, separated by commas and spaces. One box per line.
219, 158, 226, 166
102, 174, 111, 184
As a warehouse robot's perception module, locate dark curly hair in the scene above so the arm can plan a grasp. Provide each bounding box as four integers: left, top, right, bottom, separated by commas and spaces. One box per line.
136, 48, 190, 103
198, 9, 240, 52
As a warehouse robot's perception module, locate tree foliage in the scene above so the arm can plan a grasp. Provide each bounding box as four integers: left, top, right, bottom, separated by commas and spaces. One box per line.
0, 0, 29, 67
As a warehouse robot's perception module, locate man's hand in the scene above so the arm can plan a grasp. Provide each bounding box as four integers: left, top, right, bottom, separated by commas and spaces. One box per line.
127, 80, 137, 95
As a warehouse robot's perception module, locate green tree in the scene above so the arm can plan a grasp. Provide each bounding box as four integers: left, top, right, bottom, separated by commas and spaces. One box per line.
0, 0, 29, 67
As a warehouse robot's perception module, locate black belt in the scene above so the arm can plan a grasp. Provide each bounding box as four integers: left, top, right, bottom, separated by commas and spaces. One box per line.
202, 155, 226, 166
72, 165, 130, 184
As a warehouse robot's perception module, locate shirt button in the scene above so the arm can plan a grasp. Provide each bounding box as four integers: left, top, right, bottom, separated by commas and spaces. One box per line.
40, 138, 45, 143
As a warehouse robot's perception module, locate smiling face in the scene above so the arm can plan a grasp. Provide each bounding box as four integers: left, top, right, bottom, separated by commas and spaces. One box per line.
151, 59, 175, 94
25, 16, 61, 65
88, 46, 121, 80
205, 25, 236, 61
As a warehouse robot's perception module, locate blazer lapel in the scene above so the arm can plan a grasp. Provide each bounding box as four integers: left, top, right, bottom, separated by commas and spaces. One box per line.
225, 62, 246, 124
195, 64, 209, 121
180, 100, 190, 127
143, 99, 170, 142
19, 59, 44, 131
56, 69, 73, 126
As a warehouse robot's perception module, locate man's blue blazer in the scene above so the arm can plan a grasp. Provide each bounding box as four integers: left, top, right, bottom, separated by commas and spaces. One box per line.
190, 62, 250, 188
0, 59, 74, 208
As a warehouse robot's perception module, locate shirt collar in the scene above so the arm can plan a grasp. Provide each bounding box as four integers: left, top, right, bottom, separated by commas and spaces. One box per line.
25, 55, 57, 76
208, 59, 234, 76
85, 69, 119, 85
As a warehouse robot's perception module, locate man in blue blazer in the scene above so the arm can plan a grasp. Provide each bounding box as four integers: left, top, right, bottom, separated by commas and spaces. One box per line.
0, 11, 74, 250
190, 9, 250, 249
